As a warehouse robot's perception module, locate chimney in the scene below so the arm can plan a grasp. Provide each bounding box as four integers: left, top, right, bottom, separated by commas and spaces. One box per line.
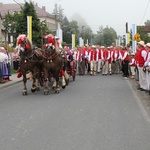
42, 6, 46, 11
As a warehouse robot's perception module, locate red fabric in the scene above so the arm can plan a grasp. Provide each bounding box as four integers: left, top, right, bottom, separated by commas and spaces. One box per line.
129, 57, 136, 66
17, 72, 22, 78
138, 49, 147, 67
98, 49, 102, 59
103, 50, 109, 60
108, 51, 112, 64
89, 49, 98, 61
25, 44, 30, 50
124, 50, 129, 61
18, 39, 22, 44
112, 50, 119, 60
60, 70, 65, 76
42, 45, 46, 49
47, 37, 54, 45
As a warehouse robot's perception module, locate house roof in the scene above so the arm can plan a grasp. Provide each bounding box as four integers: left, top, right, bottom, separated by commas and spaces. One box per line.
0, 2, 55, 19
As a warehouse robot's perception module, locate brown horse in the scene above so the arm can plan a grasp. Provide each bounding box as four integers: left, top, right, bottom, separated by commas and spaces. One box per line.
42, 34, 63, 94
17, 34, 43, 95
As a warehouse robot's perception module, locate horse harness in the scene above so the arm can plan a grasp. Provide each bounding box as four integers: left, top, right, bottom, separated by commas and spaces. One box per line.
43, 45, 61, 63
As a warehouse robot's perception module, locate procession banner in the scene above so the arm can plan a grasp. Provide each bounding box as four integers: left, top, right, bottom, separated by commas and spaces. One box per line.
27, 16, 32, 43
72, 34, 76, 48
56, 28, 62, 44
79, 37, 82, 46
132, 24, 137, 52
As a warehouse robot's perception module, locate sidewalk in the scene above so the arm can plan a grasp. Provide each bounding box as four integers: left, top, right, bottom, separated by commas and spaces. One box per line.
0, 74, 23, 90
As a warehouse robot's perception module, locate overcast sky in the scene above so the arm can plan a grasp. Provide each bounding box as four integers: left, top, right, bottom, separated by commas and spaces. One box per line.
1, 0, 150, 36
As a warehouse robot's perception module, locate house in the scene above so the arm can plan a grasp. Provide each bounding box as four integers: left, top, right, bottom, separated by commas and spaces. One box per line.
0, 2, 61, 44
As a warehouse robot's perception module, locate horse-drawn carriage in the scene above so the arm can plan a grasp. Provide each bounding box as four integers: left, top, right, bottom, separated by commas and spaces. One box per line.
17, 34, 73, 95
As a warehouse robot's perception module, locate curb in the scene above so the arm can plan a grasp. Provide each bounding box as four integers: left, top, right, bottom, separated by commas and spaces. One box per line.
0, 79, 22, 90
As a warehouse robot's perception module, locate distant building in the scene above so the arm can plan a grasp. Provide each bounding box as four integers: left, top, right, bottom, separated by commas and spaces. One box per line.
0, 2, 61, 44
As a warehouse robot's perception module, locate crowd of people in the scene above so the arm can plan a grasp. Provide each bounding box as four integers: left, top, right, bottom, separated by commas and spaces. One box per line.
63, 41, 150, 93
0, 46, 19, 84
1, 39, 150, 94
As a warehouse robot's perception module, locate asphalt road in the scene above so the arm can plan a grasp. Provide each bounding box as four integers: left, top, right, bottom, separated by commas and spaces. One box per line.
0, 74, 150, 150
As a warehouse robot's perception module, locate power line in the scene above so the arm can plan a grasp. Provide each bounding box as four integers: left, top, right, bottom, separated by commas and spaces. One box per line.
140, 0, 150, 24
13, 0, 23, 6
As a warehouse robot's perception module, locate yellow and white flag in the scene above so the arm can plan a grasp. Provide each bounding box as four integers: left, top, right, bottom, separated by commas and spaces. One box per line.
27, 16, 32, 43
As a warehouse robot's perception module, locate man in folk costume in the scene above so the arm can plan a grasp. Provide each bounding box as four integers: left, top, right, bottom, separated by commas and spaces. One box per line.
88, 45, 98, 76
101, 47, 110, 75
84, 44, 90, 74
143, 43, 150, 92
85, 44, 91, 74
12, 48, 20, 71
118, 46, 123, 73
129, 53, 136, 79
111, 46, 122, 74
77, 46, 87, 75
134, 45, 140, 82
121, 47, 129, 79
136, 41, 148, 91
97, 45, 103, 73
126, 43, 133, 75
107, 47, 113, 75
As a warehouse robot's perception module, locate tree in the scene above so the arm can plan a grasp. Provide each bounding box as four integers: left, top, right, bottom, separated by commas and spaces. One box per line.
144, 20, 150, 26
95, 26, 117, 46
15, 2, 42, 47
52, 3, 64, 23
69, 20, 79, 45
137, 27, 150, 43
62, 16, 72, 44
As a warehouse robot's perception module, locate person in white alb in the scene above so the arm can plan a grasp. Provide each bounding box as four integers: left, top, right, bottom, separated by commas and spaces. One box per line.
143, 43, 150, 92
136, 41, 148, 91
88, 45, 98, 76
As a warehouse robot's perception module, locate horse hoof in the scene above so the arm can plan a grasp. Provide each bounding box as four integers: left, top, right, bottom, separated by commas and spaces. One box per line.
55, 90, 59, 94
62, 85, 66, 89
22, 92, 28, 95
31, 88, 36, 93
36, 87, 40, 91
44, 91, 49, 95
